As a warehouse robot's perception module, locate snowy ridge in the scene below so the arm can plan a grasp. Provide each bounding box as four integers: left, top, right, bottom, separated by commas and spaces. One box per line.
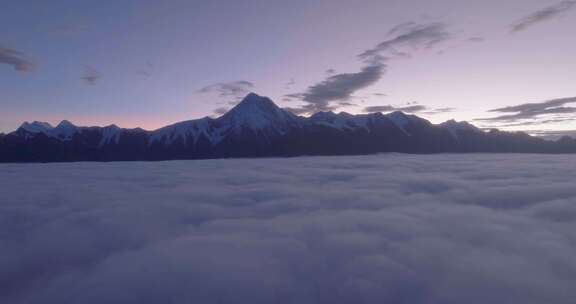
18, 120, 129, 146
307, 110, 428, 136
20, 121, 54, 134
99, 125, 122, 147
6, 92, 575, 162
53, 120, 79, 140
440, 119, 481, 139
149, 117, 222, 145
12, 93, 485, 149
385, 111, 418, 135
149, 93, 302, 146
309, 111, 388, 131
19, 120, 80, 140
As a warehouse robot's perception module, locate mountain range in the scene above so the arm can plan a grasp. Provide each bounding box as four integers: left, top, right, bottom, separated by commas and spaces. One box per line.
1, 93, 576, 163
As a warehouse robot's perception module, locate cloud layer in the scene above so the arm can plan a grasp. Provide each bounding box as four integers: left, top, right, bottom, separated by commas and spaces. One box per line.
511, 0, 576, 32
2, 154, 576, 303
0, 47, 34, 72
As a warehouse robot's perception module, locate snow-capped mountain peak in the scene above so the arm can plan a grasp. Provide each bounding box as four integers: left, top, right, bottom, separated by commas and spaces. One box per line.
56, 120, 75, 128
99, 124, 123, 146
385, 111, 411, 126
5, 92, 574, 162
20, 121, 54, 134
385, 111, 414, 134
440, 119, 481, 139
440, 119, 479, 130
149, 93, 302, 146
53, 120, 79, 139
220, 93, 300, 133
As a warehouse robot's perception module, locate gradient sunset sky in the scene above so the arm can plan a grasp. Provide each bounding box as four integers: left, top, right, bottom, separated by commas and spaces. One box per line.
1, 0, 575, 136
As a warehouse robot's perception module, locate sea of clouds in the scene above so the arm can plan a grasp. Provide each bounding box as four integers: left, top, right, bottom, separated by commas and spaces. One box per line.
2, 154, 576, 304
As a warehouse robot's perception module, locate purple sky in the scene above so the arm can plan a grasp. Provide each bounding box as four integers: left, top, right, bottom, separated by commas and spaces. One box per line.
1, 0, 575, 136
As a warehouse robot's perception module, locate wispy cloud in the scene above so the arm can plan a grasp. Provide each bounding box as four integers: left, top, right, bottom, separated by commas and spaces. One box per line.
284, 78, 296, 89
466, 36, 486, 43
282, 106, 310, 115
199, 81, 255, 99
325, 68, 336, 75
136, 61, 154, 78
510, 0, 576, 32
358, 22, 452, 61
0, 47, 35, 72
288, 22, 452, 115
212, 106, 229, 116
529, 129, 576, 140
290, 61, 386, 113
363, 103, 454, 114
81, 66, 102, 85
489, 117, 576, 128
421, 107, 456, 115
477, 96, 576, 126
44, 23, 89, 37
364, 104, 427, 113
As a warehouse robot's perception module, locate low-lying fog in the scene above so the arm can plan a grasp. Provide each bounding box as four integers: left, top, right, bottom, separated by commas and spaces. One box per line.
2, 154, 576, 304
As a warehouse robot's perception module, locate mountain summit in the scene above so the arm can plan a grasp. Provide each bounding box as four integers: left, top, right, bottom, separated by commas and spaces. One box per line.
1, 93, 575, 162
220, 93, 301, 134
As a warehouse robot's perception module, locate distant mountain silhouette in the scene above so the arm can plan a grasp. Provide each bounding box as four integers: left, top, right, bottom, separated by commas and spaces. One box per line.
1, 93, 576, 162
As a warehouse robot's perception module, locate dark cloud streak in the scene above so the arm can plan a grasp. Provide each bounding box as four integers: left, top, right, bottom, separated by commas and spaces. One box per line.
364, 103, 454, 114
0, 47, 34, 72
295, 62, 386, 113
81, 66, 102, 85
199, 81, 255, 99
479, 97, 576, 123
364, 104, 427, 113
510, 0, 576, 32
288, 22, 452, 115
358, 22, 451, 61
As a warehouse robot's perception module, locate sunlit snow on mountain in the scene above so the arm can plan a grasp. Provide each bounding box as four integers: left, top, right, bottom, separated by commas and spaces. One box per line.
3, 93, 576, 163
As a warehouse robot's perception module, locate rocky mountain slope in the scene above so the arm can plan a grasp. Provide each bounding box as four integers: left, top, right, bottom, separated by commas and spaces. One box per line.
1, 93, 575, 162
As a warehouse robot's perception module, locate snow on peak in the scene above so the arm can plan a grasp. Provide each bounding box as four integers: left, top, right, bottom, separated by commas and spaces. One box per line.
310, 111, 337, 120
18, 120, 80, 140
441, 119, 477, 129
220, 93, 300, 133
386, 111, 411, 126
226, 93, 280, 116
53, 120, 79, 139
384, 111, 414, 135
440, 119, 480, 139
242, 92, 268, 103
56, 120, 75, 128
149, 93, 302, 146
20, 121, 53, 134
19, 120, 81, 140
310, 111, 370, 131
149, 117, 221, 146
99, 124, 123, 146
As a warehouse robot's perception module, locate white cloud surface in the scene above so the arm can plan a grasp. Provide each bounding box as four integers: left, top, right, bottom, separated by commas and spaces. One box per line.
2, 154, 576, 303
